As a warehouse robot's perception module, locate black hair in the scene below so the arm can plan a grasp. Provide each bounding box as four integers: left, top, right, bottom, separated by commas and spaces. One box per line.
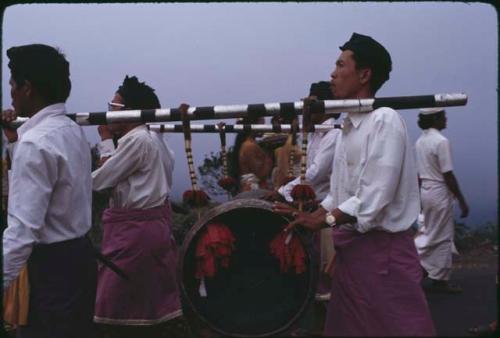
309, 81, 333, 100
7, 44, 71, 104
117, 75, 161, 109
227, 115, 262, 182
417, 111, 445, 130
309, 81, 340, 119
351, 52, 391, 94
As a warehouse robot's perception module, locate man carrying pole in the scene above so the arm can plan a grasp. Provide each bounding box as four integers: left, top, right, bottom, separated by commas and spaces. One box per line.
1, 44, 97, 338
91, 75, 185, 338
273, 33, 436, 336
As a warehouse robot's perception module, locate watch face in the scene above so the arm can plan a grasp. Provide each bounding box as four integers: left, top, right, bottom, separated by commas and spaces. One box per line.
326, 214, 336, 226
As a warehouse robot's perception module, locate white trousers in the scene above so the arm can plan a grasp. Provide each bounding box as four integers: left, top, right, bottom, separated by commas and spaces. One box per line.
414, 180, 455, 281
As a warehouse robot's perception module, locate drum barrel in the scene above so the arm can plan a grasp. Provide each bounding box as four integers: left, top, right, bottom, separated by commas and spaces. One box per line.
178, 198, 317, 337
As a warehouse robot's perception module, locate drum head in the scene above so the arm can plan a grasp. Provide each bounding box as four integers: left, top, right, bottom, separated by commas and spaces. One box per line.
179, 199, 316, 337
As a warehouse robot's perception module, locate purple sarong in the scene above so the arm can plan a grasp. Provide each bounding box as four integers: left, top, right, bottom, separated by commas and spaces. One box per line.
17, 237, 97, 338
323, 227, 436, 337
94, 202, 182, 325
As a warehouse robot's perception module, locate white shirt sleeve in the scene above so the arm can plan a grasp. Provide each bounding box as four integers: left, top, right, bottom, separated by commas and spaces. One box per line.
92, 134, 150, 191
3, 140, 56, 289
279, 130, 337, 202
437, 138, 453, 173
278, 176, 299, 202
337, 115, 406, 233
97, 139, 116, 158
303, 131, 337, 186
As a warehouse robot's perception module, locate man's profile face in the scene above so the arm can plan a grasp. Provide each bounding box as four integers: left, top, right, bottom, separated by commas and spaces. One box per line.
329, 50, 364, 100
107, 93, 127, 137
9, 77, 28, 117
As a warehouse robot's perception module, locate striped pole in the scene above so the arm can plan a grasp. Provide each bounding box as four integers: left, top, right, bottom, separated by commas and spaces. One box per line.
182, 115, 199, 192
218, 122, 229, 179
147, 123, 342, 133
181, 108, 209, 210
287, 119, 299, 179
4, 93, 467, 128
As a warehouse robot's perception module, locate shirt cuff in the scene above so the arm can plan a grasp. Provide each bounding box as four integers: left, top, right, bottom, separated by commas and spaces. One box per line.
277, 185, 293, 202
97, 139, 115, 158
337, 196, 361, 218
320, 194, 336, 212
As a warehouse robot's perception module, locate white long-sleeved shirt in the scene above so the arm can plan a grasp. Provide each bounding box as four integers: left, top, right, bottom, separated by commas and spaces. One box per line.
3, 103, 92, 289
97, 130, 175, 191
92, 125, 172, 209
320, 107, 420, 233
278, 118, 340, 201
415, 128, 453, 182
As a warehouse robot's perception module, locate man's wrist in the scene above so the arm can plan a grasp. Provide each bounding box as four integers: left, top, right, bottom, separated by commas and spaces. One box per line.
325, 211, 337, 227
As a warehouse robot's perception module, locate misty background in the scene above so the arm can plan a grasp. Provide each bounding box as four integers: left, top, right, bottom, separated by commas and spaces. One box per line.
1, 2, 497, 228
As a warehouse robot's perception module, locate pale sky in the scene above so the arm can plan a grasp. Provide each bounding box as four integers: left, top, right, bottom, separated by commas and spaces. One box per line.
1, 2, 497, 227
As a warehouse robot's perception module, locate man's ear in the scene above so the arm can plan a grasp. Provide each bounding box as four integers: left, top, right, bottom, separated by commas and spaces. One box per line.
22, 80, 33, 98
358, 68, 372, 85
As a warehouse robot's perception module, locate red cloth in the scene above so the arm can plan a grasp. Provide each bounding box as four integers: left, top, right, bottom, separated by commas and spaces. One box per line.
195, 223, 235, 279
269, 232, 306, 274
291, 184, 316, 201
183, 190, 209, 207
218, 176, 237, 191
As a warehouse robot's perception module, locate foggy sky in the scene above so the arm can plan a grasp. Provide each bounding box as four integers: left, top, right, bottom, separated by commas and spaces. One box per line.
1, 2, 497, 227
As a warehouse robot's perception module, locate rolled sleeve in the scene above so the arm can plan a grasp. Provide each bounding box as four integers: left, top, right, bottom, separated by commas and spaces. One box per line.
279, 177, 299, 202
337, 196, 361, 217
320, 194, 336, 212
97, 139, 116, 158
92, 135, 148, 191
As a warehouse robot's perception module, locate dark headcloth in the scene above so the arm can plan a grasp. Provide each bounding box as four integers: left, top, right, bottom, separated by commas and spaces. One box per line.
309, 81, 333, 100
340, 32, 392, 76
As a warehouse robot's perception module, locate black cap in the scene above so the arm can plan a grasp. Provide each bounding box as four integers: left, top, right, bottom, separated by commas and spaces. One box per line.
309, 81, 333, 100
340, 32, 392, 77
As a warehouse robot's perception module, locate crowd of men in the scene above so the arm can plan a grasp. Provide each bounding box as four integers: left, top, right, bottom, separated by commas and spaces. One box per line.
2, 33, 469, 338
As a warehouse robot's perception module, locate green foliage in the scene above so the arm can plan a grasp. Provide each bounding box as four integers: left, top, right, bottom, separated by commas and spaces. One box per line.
455, 220, 498, 251
171, 201, 222, 245
197, 149, 237, 198
197, 151, 224, 196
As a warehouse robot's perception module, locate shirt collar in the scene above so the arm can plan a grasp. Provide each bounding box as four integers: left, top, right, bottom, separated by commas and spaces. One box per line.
118, 124, 148, 145
423, 127, 442, 135
17, 103, 67, 138
321, 118, 337, 126
345, 111, 368, 129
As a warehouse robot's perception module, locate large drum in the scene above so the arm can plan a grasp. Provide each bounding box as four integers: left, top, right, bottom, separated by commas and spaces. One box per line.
179, 198, 317, 337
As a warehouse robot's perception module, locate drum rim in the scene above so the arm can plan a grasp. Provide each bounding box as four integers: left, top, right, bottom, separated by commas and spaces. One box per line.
178, 198, 318, 337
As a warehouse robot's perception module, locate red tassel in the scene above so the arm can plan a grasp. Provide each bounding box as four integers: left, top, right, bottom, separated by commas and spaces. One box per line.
195, 223, 236, 280
183, 190, 210, 207
291, 184, 316, 201
218, 176, 238, 191
269, 231, 306, 274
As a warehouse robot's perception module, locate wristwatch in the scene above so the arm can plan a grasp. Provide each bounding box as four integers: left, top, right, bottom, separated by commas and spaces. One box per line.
325, 211, 337, 227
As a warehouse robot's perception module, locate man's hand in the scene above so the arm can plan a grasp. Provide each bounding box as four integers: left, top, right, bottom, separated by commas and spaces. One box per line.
1, 109, 19, 142
97, 156, 111, 167
97, 125, 113, 141
263, 190, 287, 203
459, 200, 469, 218
272, 201, 326, 232
178, 103, 190, 114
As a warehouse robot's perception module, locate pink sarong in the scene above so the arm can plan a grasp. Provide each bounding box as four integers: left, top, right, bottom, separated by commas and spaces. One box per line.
324, 227, 435, 337
94, 202, 182, 325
